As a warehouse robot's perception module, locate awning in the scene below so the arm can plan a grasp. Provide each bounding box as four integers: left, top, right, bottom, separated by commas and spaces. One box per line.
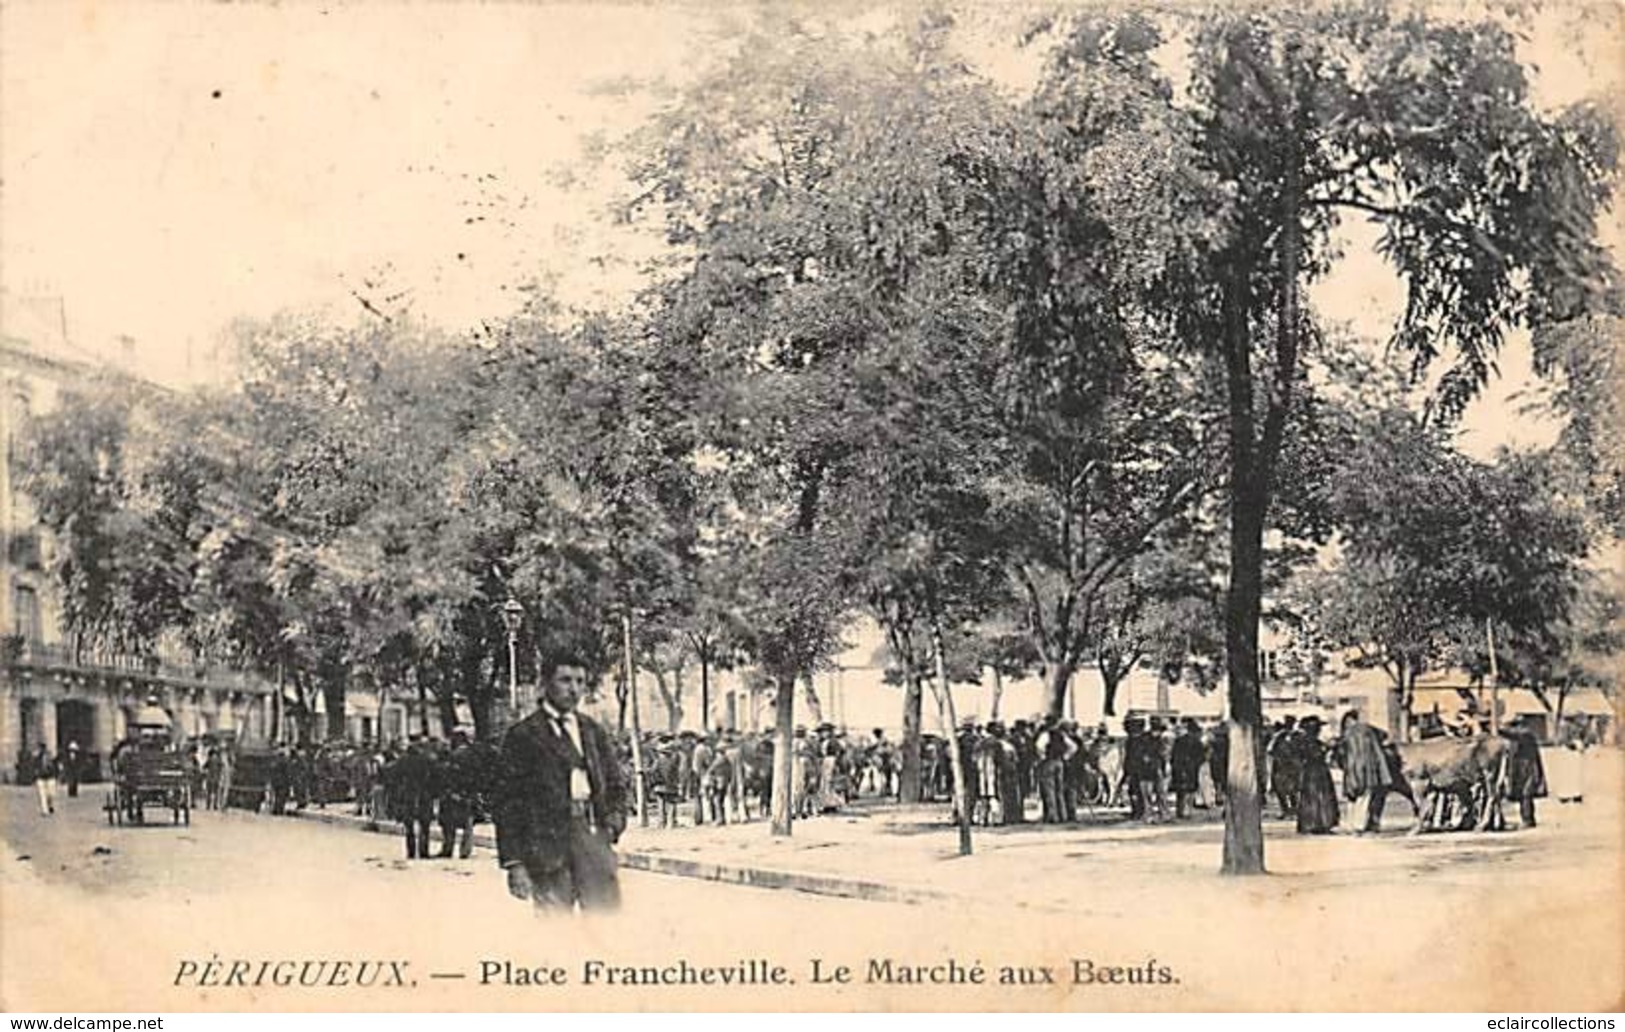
133, 702, 172, 729
1560, 688, 1616, 717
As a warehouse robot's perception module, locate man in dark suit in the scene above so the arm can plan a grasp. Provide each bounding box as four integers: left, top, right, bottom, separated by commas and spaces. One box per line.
494, 655, 627, 912
385, 737, 436, 858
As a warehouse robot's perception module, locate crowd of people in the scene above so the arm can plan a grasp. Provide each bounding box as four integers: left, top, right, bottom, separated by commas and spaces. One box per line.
623, 707, 1591, 837
642, 723, 877, 827
20, 704, 1602, 853
622, 716, 1224, 830
230, 733, 504, 861
938, 715, 1226, 827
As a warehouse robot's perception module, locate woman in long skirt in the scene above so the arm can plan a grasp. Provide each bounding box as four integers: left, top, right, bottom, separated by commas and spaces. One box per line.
1295, 716, 1340, 834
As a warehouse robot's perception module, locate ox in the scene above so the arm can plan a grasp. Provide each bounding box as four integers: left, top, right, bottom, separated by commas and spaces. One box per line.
1396, 735, 1511, 834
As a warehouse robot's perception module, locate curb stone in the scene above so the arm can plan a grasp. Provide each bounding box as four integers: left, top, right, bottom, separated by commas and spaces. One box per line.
289, 806, 945, 906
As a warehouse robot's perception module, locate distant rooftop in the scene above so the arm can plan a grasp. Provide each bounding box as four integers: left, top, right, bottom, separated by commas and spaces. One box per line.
1, 290, 157, 387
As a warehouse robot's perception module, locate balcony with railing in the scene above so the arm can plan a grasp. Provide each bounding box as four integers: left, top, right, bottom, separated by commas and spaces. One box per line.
1, 634, 271, 694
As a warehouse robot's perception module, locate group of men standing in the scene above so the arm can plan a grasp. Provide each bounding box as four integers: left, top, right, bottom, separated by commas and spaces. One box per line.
1268, 712, 1403, 835
379, 731, 495, 860
1264, 710, 1554, 835
948, 715, 1233, 827
647, 729, 753, 827
643, 723, 895, 828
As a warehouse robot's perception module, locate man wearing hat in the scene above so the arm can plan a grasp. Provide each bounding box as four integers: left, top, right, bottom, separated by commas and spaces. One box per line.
64, 741, 82, 798
689, 733, 715, 825
702, 733, 735, 825
1335, 709, 1393, 833
386, 735, 437, 857
1500, 714, 1548, 829
1267, 716, 1301, 818
436, 730, 478, 859
31, 743, 58, 817
1034, 715, 1074, 823
987, 722, 1022, 824
1123, 718, 1165, 821
1170, 718, 1205, 819
650, 735, 683, 828
955, 720, 979, 810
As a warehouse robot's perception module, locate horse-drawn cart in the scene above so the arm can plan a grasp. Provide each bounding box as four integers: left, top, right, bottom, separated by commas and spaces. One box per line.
104, 747, 194, 826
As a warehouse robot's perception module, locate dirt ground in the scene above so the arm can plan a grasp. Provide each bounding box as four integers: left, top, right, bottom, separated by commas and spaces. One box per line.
2, 751, 1620, 1012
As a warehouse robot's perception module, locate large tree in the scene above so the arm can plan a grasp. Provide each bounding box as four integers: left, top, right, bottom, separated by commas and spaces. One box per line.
1031, 6, 1617, 874
18, 379, 197, 665
630, 12, 1016, 831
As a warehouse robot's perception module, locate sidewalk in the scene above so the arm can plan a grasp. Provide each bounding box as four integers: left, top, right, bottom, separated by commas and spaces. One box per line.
291, 747, 1621, 914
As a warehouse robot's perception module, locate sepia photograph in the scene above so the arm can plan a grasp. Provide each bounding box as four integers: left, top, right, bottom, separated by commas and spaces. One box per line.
1, 0, 1621, 1014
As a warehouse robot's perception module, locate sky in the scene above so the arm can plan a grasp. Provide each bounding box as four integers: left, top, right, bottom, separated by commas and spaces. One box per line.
1, 2, 700, 377
2, 1, 1620, 458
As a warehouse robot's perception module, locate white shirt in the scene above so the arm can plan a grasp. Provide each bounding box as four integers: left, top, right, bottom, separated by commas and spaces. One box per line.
542, 703, 593, 802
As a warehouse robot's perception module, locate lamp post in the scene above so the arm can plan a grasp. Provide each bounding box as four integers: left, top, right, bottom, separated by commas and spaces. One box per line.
500, 598, 524, 714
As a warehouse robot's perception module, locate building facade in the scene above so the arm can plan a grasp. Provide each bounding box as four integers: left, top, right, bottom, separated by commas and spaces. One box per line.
0, 305, 281, 781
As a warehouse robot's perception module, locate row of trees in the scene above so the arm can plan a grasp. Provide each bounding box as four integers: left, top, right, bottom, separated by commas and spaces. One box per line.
20, 5, 1619, 873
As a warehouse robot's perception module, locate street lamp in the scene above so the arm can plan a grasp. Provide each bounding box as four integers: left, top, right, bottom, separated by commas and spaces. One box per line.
500, 598, 525, 712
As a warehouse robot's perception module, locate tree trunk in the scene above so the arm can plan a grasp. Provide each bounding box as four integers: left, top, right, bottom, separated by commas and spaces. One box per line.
1387, 680, 1406, 742
435, 680, 459, 739
1221, 490, 1268, 878
1042, 662, 1074, 721
989, 666, 1005, 722
770, 673, 796, 836
614, 668, 629, 733
415, 670, 430, 739
802, 675, 824, 725
1100, 666, 1126, 717
889, 620, 924, 804
1221, 272, 1267, 877
700, 652, 711, 733
273, 657, 286, 746
900, 670, 923, 803
323, 677, 347, 741
621, 613, 647, 827
930, 617, 973, 856
1399, 663, 1417, 743
471, 677, 495, 743
651, 668, 683, 733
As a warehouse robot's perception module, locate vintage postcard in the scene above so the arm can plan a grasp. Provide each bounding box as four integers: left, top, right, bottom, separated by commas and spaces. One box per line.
2, 0, 1621, 1014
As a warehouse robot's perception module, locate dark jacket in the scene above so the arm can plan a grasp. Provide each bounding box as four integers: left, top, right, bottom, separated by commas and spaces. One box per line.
33, 752, 59, 781
384, 746, 436, 819
494, 709, 627, 868
1125, 731, 1164, 781
1501, 727, 1548, 801
1170, 732, 1206, 793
